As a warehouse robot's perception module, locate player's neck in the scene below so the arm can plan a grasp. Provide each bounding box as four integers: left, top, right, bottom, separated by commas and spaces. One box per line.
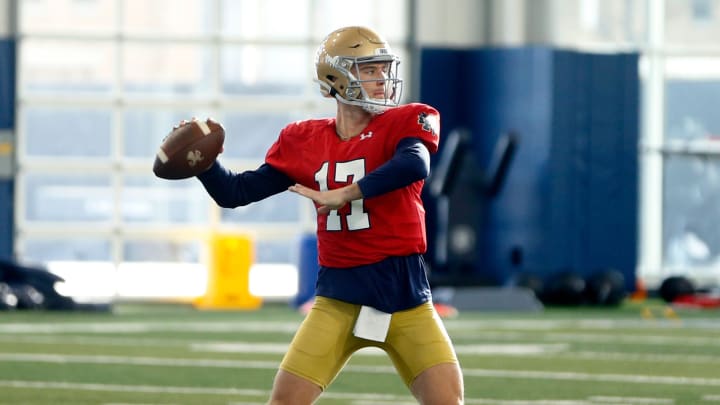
335, 104, 373, 141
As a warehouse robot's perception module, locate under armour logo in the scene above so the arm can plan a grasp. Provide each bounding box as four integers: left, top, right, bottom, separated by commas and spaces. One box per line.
187, 150, 205, 167
360, 131, 373, 140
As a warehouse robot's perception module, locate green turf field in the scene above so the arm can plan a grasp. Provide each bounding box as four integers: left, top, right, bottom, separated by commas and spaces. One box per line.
0, 299, 719, 404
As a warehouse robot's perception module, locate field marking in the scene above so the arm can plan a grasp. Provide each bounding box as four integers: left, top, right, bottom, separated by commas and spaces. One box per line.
463, 368, 720, 387
541, 332, 720, 346
104, 403, 181, 405
226, 403, 266, 405
0, 321, 300, 334
226, 402, 266, 405
0, 334, 192, 347
588, 396, 674, 404
554, 350, 720, 364
454, 343, 568, 355
2, 320, 720, 349
0, 379, 266, 396
2, 317, 720, 335
191, 342, 290, 354
2, 352, 720, 388
5, 322, 720, 346
3, 333, 719, 366
449, 330, 720, 347
353, 400, 675, 405
0, 333, 568, 355
0, 379, 677, 405
0, 379, 417, 403
190, 342, 568, 356
444, 318, 720, 331
0, 353, 281, 370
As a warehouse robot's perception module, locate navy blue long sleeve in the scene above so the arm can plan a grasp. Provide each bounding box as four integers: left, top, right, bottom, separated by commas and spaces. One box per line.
357, 137, 430, 198
197, 137, 429, 208
196, 162, 294, 208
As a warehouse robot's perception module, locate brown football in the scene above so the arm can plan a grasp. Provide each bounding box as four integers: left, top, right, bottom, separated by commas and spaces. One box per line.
153, 118, 225, 180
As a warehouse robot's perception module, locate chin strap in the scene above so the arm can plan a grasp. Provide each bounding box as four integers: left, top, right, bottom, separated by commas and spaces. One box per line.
315, 78, 390, 114
334, 93, 389, 114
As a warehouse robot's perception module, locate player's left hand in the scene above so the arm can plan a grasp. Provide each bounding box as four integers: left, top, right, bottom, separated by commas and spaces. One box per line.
288, 183, 360, 215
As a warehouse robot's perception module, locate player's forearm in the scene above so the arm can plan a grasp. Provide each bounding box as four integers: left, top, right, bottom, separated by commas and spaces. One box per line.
357, 137, 430, 198
197, 161, 293, 208
338, 183, 363, 203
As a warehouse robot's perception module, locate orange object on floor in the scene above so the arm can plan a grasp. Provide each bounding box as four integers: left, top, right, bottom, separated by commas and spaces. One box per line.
433, 302, 459, 319
629, 278, 648, 302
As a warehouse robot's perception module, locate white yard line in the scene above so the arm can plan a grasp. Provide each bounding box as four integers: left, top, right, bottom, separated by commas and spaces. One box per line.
0, 334, 191, 347
443, 319, 720, 331
0, 353, 281, 370
449, 330, 720, 347
556, 350, 720, 364
462, 368, 720, 387
0, 379, 267, 396
2, 333, 719, 365
0, 380, 415, 403
1, 352, 719, 388
0, 321, 300, 334
588, 396, 674, 404
0, 380, 677, 405
541, 332, 720, 346
189, 342, 568, 356
2, 318, 718, 335
2, 320, 718, 349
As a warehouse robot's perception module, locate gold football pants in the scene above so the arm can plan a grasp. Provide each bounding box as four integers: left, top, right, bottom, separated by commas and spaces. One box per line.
279, 296, 459, 390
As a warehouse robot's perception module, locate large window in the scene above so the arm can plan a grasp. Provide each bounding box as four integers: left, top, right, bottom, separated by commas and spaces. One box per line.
16, 0, 409, 270
551, 0, 720, 287
655, 1, 720, 285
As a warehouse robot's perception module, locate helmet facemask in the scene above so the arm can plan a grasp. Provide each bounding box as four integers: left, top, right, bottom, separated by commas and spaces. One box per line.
340, 56, 403, 114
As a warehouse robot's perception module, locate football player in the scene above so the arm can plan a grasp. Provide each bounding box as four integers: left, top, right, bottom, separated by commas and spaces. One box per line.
195, 26, 464, 404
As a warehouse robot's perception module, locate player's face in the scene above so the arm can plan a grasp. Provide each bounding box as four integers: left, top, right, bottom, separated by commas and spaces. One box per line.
357, 62, 392, 100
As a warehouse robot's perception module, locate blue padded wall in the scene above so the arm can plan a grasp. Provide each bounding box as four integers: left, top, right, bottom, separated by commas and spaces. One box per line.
0, 39, 15, 260
420, 47, 638, 292
0, 180, 11, 259
0, 40, 14, 129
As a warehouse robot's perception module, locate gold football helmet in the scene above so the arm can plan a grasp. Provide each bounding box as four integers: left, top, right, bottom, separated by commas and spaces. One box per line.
315, 26, 403, 114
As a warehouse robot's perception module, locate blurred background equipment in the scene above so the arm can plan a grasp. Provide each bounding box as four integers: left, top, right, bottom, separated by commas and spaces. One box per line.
194, 233, 262, 310
658, 274, 720, 308
0, 259, 111, 311
659, 275, 696, 303
584, 268, 627, 306
539, 271, 588, 307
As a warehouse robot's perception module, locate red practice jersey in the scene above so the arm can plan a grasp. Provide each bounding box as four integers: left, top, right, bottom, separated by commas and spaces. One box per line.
266, 103, 440, 268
